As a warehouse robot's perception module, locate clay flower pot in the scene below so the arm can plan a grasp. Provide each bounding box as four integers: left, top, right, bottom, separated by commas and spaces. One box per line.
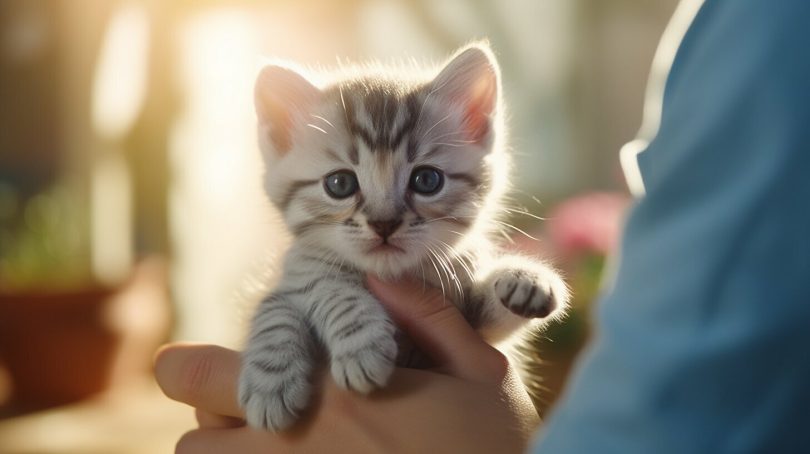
0, 259, 171, 415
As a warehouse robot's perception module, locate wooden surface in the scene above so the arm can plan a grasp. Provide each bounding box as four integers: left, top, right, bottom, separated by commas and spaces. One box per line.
0, 379, 194, 454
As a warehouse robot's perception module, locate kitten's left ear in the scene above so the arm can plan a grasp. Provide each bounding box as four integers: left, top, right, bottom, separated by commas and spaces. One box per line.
255, 64, 321, 155
431, 42, 500, 144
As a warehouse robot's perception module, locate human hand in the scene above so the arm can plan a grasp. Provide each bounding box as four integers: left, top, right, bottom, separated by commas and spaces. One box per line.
154, 276, 540, 453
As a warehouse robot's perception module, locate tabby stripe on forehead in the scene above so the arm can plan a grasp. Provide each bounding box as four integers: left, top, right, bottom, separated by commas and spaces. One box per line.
325, 148, 349, 165
353, 124, 377, 150
364, 89, 397, 145
406, 138, 419, 163
372, 90, 419, 151
347, 88, 420, 153
446, 172, 482, 189
330, 144, 359, 166
420, 145, 443, 162
343, 94, 376, 149
391, 92, 420, 155
281, 179, 319, 211
348, 142, 359, 165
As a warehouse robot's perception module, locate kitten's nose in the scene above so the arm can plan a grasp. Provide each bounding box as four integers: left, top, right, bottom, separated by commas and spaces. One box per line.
367, 218, 403, 240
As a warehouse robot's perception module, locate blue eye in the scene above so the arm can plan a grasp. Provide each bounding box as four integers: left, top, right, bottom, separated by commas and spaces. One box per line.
324, 170, 359, 199
409, 166, 444, 195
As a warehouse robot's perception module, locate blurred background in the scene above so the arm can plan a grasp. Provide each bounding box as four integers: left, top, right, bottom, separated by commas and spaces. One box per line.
0, 0, 677, 452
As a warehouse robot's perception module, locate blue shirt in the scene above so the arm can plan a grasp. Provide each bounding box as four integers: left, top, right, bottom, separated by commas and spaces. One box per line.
534, 0, 810, 452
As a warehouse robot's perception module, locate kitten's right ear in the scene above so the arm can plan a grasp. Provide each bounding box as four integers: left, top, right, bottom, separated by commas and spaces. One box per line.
255, 64, 320, 155
431, 43, 500, 146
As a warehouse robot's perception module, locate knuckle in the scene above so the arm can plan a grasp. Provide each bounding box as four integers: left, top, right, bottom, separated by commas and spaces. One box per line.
414, 297, 460, 327
484, 349, 510, 378
175, 430, 199, 454
178, 350, 217, 402
322, 381, 370, 428
154, 345, 183, 396
194, 408, 210, 427
321, 382, 388, 449
410, 285, 448, 310
323, 383, 360, 417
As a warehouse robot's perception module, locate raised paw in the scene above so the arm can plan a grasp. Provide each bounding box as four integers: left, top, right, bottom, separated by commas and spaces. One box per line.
330, 330, 397, 394
493, 269, 560, 319
238, 357, 313, 431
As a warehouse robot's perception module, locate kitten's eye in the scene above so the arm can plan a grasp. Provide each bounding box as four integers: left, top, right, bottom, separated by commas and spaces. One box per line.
409, 166, 444, 195
324, 170, 359, 199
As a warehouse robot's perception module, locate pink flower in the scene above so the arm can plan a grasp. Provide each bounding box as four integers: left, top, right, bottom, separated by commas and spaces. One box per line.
545, 192, 631, 258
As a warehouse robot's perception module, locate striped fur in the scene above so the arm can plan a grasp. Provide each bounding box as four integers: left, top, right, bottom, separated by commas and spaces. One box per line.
241, 42, 570, 430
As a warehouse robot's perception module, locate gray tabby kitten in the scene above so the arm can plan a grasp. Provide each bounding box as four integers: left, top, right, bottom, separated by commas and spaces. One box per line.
241, 42, 569, 431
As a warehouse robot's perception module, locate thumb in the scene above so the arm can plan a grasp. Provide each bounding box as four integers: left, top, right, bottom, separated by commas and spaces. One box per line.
366, 275, 507, 383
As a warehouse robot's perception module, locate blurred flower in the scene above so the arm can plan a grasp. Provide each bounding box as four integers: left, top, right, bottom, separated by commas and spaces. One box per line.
546, 192, 631, 258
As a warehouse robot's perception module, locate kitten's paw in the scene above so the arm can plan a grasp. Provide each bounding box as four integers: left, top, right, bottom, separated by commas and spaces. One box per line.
493, 268, 565, 319
330, 329, 397, 394
238, 359, 312, 431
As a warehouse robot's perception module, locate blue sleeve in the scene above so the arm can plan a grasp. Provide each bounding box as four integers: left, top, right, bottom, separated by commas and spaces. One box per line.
534, 1, 810, 452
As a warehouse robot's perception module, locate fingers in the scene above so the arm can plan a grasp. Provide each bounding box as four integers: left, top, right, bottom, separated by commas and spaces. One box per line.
195, 408, 245, 429
176, 428, 272, 454
154, 343, 244, 419
366, 275, 508, 383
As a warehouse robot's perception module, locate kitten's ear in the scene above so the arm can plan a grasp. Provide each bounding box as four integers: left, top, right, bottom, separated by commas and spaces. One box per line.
431, 43, 500, 144
255, 64, 320, 154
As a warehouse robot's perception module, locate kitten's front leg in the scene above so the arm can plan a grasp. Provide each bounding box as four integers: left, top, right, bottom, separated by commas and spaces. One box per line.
477, 255, 569, 341
239, 296, 316, 431
492, 265, 565, 318
309, 283, 397, 394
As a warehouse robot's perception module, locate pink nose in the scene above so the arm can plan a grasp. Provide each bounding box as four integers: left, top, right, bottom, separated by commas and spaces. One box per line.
367, 218, 402, 239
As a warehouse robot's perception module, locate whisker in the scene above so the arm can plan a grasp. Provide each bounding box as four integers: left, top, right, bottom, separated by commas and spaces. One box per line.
426, 142, 469, 148
306, 123, 328, 135
425, 241, 463, 302
420, 113, 452, 142
429, 131, 472, 143
339, 86, 351, 130
431, 242, 464, 301
488, 219, 540, 241
415, 76, 452, 130
322, 250, 343, 282
423, 216, 464, 224
423, 248, 446, 302
500, 205, 547, 222
433, 238, 475, 287
311, 114, 336, 130
413, 238, 450, 303
417, 257, 428, 292
422, 212, 540, 242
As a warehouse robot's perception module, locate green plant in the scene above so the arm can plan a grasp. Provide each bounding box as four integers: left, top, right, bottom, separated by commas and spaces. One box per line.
0, 181, 92, 292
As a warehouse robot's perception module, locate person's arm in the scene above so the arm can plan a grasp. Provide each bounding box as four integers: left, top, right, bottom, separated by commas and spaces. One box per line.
154, 277, 539, 454
536, 0, 810, 452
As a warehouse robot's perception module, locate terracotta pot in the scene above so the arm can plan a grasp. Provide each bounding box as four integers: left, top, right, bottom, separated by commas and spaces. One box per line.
0, 259, 171, 415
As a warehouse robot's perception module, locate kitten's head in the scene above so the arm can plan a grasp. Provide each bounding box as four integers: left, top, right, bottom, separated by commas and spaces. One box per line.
255, 42, 508, 277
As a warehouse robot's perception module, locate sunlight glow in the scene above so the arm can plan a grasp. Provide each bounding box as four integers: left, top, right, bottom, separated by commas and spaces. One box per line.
91, 3, 150, 139
169, 10, 285, 345
91, 152, 133, 285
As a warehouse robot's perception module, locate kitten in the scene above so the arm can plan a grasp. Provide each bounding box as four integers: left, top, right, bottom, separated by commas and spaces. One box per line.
240, 41, 569, 431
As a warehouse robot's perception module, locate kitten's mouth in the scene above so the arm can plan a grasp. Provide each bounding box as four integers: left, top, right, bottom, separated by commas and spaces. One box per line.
368, 242, 406, 255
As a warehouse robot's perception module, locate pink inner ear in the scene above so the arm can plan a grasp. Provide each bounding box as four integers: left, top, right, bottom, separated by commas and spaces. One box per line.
463, 76, 497, 144
254, 65, 320, 155
262, 100, 293, 153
